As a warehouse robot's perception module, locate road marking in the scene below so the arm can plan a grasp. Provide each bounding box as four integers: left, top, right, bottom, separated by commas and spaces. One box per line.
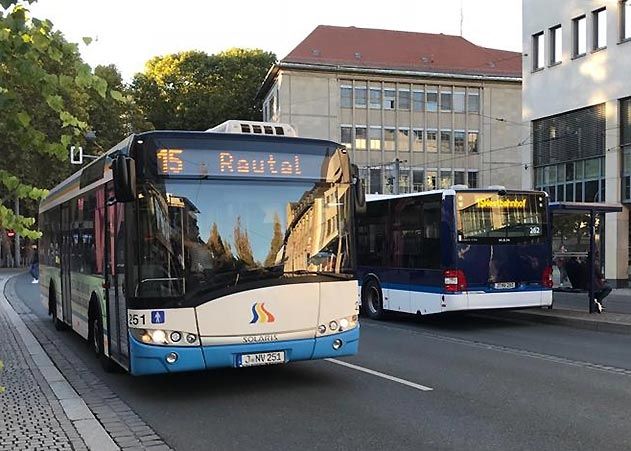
326, 358, 433, 391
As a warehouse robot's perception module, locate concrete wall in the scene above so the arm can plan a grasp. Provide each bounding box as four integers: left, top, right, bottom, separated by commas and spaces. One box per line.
523, 0, 631, 121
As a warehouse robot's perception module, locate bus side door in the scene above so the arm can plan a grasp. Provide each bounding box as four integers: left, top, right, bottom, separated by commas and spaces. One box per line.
105, 184, 129, 370
60, 204, 73, 326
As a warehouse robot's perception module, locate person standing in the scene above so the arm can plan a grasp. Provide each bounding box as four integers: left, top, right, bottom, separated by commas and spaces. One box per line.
592, 250, 611, 313
29, 244, 39, 283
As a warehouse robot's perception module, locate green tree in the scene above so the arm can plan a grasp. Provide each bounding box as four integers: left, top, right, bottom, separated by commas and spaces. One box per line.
87, 64, 153, 151
0, 1, 123, 238
264, 213, 283, 267
131, 48, 276, 130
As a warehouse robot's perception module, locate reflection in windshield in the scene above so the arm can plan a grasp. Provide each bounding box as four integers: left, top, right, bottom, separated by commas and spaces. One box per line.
136, 179, 352, 299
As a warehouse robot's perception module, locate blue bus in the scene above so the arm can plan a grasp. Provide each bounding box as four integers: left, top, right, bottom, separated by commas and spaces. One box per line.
39, 121, 361, 375
355, 188, 552, 318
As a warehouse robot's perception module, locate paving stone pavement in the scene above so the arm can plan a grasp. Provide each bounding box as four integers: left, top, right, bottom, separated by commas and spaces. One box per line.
4, 274, 173, 451
0, 274, 87, 451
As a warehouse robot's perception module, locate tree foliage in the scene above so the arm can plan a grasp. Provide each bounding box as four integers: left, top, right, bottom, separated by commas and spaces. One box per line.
264, 213, 283, 267
131, 48, 276, 130
0, 1, 123, 239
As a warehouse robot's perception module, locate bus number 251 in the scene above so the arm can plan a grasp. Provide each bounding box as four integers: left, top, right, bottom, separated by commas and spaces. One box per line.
128, 313, 146, 326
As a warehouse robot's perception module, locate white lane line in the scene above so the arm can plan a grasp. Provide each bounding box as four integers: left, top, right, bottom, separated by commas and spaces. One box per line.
326, 358, 433, 392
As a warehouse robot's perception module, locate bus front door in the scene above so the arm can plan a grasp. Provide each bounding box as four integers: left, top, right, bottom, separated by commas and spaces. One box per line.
105, 188, 129, 370
60, 204, 73, 327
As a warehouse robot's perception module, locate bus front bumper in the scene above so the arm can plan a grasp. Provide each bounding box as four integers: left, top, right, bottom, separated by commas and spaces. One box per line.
128, 327, 360, 376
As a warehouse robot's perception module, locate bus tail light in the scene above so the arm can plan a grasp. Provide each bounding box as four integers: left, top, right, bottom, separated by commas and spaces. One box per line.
542, 265, 553, 288
444, 269, 467, 293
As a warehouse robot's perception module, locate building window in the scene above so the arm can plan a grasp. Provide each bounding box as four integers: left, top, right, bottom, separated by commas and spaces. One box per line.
369, 126, 381, 151
412, 129, 423, 152
467, 89, 480, 113
398, 88, 410, 110
412, 89, 425, 111
384, 89, 396, 109
369, 88, 382, 109
535, 158, 604, 202
533, 104, 605, 167
440, 130, 452, 153
397, 128, 409, 151
341, 85, 352, 108
426, 170, 437, 190
355, 126, 367, 150
426, 89, 438, 112
623, 0, 631, 41
621, 97, 631, 202
467, 171, 478, 188
454, 171, 465, 185
550, 25, 562, 64
340, 126, 352, 149
533, 31, 545, 70
384, 128, 396, 151
573, 15, 587, 57
439, 170, 452, 189
412, 169, 425, 191
440, 89, 452, 111
426, 130, 438, 152
453, 89, 465, 112
468, 131, 479, 153
454, 131, 466, 153
370, 168, 383, 194
593, 8, 607, 50
354, 86, 367, 108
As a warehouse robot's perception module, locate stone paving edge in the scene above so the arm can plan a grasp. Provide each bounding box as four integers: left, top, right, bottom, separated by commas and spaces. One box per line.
0, 274, 120, 451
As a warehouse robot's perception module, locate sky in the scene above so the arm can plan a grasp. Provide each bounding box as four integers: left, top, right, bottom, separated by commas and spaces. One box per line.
29, 0, 522, 81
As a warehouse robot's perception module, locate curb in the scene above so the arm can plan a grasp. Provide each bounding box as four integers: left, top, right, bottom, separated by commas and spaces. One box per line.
0, 274, 120, 451
482, 308, 631, 335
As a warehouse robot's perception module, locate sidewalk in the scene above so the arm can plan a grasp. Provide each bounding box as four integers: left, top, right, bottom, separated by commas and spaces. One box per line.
0, 271, 118, 451
489, 289, 631, 335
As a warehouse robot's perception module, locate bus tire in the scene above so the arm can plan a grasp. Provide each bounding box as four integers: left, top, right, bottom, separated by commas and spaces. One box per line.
361, 279, 385, 320
49, 285, 65, 331
89, 301, 118, 373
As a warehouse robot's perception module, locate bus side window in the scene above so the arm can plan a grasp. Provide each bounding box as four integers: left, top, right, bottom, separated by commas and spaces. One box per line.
357, 202, 387, 267
422, 202, 441, 269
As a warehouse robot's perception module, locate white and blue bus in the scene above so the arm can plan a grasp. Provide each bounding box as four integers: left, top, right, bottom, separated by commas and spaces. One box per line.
356, 187, 552, 318
39, 121, 361, 375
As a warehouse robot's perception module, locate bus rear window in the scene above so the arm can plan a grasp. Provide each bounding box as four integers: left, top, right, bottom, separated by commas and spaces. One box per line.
456, 192, 546, 243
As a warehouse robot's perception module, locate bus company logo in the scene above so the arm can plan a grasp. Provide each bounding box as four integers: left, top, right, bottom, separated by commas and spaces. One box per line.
249, 303, 275, 324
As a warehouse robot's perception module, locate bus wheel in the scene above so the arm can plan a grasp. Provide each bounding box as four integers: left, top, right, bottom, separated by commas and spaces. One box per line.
90, 308, 118, 373
362, 279, 385, 320
49, 286, 64, 331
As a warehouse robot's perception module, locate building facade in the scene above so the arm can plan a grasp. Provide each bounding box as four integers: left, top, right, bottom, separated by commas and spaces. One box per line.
258, 26, 525, 195
523, 0, 631, 285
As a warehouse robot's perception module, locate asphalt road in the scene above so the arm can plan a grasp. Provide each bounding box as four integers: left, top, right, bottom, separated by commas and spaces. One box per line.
13, 273, 631, 451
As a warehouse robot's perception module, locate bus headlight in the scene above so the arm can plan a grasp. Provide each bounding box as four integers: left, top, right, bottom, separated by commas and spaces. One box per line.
131, 329, 198, 346
150, 330, 167, 344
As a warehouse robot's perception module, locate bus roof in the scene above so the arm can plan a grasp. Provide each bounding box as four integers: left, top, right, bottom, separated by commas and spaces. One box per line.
366, 188, 547, 202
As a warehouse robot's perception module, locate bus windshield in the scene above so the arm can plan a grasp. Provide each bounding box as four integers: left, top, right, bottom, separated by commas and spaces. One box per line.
135, 178, 353, 300
456, 192, 547, 243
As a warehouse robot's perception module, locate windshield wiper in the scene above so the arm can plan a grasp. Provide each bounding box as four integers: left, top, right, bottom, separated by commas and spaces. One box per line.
283, 270, 354, 280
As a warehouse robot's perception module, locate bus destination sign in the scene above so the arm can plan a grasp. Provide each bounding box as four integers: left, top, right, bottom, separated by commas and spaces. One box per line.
156, 148, 327, 179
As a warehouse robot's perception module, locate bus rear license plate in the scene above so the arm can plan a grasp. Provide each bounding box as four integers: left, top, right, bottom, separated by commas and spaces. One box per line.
238, 351, 285, 367
494, 282, 516, 289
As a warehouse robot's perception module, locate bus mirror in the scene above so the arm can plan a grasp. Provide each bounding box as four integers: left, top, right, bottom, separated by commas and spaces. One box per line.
113, 156, 137, 202
351, 164, 366, 214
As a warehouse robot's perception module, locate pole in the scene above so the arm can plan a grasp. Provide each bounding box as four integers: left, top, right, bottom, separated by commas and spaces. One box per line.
393, 158, 400, 195
14, 195, 20, 268
588, 210, 595, 313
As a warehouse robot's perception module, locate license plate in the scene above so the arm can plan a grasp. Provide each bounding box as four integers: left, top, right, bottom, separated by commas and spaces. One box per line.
494, 282, 516, 289
238, 351, 285, 368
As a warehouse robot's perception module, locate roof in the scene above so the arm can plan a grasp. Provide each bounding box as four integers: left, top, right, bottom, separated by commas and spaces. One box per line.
282, 25, 522, 79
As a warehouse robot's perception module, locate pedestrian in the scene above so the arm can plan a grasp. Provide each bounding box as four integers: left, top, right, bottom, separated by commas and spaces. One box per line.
592, 250, 611, 314
554, 244, 569, 287
29, 244, 39, 284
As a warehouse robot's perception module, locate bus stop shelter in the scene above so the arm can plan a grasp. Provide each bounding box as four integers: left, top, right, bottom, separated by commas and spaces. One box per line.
549, 202, 622, 313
